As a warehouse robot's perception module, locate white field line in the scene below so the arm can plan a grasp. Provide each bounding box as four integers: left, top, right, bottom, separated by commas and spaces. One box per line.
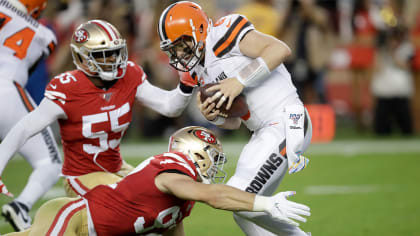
119, 139, 420, 159
304, 185, 395, 195
6, 140, 420, 163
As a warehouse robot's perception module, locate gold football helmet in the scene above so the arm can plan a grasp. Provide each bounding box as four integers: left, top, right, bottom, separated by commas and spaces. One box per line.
70, 20, 128, 81
168, 126, 226, 184
158, 1, 211, 72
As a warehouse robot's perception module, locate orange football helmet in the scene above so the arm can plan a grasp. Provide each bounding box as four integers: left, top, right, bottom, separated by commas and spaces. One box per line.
18, 0, 47, 19
158, 1, 211, 72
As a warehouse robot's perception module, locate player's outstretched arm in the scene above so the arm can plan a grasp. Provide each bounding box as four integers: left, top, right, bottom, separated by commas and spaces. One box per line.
135, 80, 192, 117
0, 98, 65, 176
156, 173, 310, 226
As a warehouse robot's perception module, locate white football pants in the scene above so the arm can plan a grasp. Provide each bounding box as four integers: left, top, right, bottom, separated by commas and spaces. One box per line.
227, 110, 312, 236
0, 81, 62, 209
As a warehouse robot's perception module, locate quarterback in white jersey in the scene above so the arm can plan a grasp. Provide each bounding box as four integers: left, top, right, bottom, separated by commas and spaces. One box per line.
159, 2, 312, 236
0, 0, 61, 232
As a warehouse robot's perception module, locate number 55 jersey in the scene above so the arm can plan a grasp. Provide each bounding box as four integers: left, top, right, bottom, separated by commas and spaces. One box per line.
45, 61, 145, 176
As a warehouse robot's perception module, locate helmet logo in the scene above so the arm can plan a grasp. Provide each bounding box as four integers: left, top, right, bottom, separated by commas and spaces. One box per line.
193, 130, 216, 144
74, 29, 89, 43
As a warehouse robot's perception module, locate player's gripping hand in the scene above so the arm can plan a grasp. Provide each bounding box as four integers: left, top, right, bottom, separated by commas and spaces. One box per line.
0, 177, 13, 197
254, 191, 310, 226
288, 153, 309, 174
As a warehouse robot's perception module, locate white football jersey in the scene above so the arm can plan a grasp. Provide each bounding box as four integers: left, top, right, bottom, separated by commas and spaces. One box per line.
190, 14, 300, 131
0, 1, 56, 86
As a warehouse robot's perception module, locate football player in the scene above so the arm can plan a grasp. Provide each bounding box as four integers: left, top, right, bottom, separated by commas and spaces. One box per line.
158, 2, 313, 235
0, 0, 62, 231
0, 19, 193, 209
4, 126, 310, 236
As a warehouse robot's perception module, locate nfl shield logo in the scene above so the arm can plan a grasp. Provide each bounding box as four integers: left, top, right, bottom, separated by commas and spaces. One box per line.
102, 92, 112, 101
289, 114, 302, 125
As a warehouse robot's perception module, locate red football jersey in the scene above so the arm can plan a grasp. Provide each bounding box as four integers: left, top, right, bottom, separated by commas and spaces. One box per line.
45, 61, 145, 176
84, 151, 197, 235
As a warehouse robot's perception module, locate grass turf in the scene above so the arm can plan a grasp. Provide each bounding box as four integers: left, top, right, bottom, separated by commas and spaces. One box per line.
0, 150, 419, 235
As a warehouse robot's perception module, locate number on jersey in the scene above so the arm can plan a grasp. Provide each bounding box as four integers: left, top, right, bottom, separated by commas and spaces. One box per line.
0, 12, 35, 59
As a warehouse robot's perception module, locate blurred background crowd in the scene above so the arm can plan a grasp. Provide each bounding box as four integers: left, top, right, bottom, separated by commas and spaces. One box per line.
29, 0, 420, 142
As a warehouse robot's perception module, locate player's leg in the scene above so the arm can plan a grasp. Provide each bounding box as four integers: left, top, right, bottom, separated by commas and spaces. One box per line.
28, 197, 87, 236
227, 124, 311, 235
0, 83, 62, 231
64, 172, 122, 197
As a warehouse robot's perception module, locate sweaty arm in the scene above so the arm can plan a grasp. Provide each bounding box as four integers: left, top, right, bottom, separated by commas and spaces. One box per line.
0, 98, 66, 174
156, 172, 254, 211
156, 173, 311, 226
135, 80, 193, 117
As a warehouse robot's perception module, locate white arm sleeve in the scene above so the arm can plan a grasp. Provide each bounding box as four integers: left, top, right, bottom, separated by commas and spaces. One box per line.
135, 80, 192, 117
0, 98, 66, 174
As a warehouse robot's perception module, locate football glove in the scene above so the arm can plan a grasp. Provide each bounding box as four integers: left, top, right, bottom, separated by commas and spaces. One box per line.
288, 153, 309, 174
254, 191, 310, 226
0, 177, 13, 197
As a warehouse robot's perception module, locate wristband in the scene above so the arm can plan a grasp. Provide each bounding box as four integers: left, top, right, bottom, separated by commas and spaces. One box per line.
253, 195, 270, 212
237, 57, 270, 87
208, 116, 226, 126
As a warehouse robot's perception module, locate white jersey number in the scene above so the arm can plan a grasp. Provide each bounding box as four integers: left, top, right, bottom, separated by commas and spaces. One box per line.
134, 206, 181, 233
82, 102, 130, 155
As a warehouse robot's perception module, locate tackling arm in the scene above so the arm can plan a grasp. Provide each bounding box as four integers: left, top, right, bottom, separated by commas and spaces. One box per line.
135, 80, 193, 117
156, 172, 254, 211
0, 98, 66, 175
156, 173, 310, 227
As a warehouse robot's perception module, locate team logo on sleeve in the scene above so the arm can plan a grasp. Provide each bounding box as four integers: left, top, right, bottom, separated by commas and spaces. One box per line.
193, 130, 216, 144
74, 29, 89, 43
289, 114, 302, 125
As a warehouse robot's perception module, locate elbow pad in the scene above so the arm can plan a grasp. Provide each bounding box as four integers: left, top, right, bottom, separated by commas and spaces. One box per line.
237, 57, 270, 87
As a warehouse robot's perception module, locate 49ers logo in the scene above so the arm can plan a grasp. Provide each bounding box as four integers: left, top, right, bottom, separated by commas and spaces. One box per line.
193, 130, 216, 144
74, 29, 89, 43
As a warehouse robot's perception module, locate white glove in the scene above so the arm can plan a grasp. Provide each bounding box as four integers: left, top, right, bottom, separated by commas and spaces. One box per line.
288, 153, 309, 174
253, 191, 310, 226
0, 177, 13, 197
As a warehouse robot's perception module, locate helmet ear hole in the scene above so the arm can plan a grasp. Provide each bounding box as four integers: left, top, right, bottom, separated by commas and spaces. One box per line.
199, 24, 204, 33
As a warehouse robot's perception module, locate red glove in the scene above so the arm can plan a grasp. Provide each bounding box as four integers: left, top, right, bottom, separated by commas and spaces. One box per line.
0, 177, 13, 197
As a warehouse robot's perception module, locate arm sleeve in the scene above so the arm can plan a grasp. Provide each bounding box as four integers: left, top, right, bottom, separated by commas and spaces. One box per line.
135, 80, 193, 117
0, 98, 65, 174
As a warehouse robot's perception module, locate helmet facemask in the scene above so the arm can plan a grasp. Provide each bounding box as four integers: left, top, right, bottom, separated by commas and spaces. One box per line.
71, 43, 128, 81
191, 144, 227, 184
158, 1, 211, 72
161, 35, 204, 72
168, 126, 227, 184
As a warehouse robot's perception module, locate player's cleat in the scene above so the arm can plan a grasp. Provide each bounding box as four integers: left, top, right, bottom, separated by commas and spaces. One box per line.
2, 201, 32, 231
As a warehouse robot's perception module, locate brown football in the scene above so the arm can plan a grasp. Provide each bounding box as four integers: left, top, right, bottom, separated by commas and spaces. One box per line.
199, 83, 249, 118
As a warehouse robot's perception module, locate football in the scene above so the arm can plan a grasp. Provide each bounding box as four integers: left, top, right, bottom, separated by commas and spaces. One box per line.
199, 83, 249, 118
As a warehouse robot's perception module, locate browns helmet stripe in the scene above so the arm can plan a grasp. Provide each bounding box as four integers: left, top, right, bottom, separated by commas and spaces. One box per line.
158, 2, 177, 41
212, 16, 251, 57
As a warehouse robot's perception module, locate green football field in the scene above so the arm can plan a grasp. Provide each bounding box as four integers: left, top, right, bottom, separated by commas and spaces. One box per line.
1, 139, 419, 235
